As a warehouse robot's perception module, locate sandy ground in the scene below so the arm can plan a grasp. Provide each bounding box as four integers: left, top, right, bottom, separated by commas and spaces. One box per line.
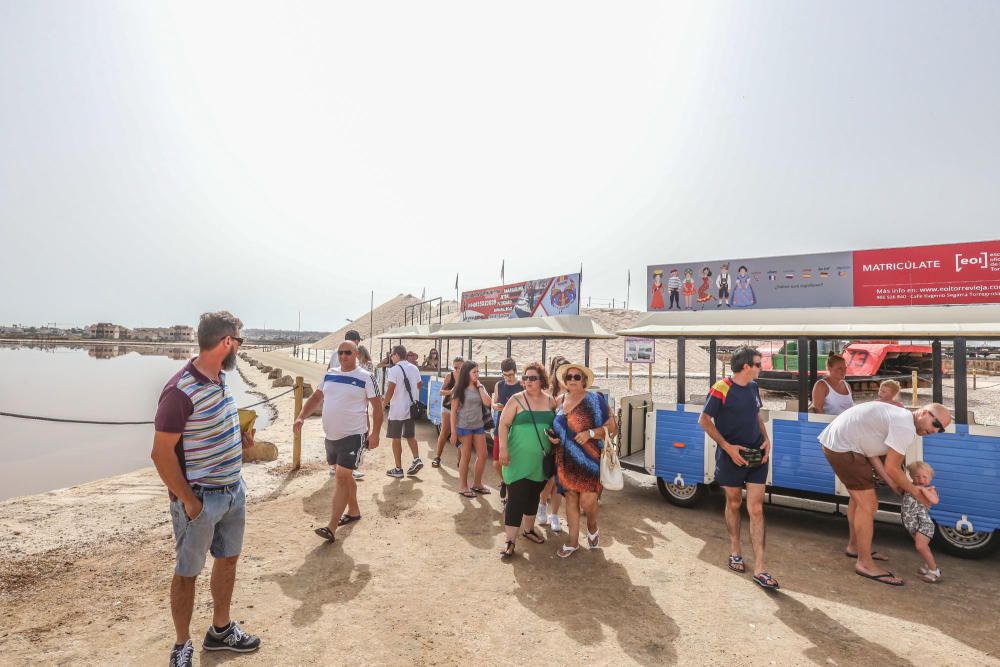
2, 351, 999, 666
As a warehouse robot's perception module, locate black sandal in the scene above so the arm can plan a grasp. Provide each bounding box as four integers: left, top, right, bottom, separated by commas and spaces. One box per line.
314, 526, 336, 542
472, 486, 491, 495
337, 514, 361, 527
459, 490, 477, 498
500, 540, 515, 558
521, 529, 545, 544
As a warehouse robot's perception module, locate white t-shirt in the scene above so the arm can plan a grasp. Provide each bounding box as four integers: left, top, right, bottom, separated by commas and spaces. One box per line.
318, 367, 381, 440
819, 401, 917, 457
386, 360, 423, 421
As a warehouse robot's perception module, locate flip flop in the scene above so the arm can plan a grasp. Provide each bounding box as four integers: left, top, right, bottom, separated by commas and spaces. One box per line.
845, 550, 889, 561
556, 545, 579, 559
856, 570, 904, 586
338, 514, 362, 527
752, 572, 780, 589
728, 554, 746, 573
458, 490, 477, 498
313, 526, 336, 543
521, 529, 545, 544
471, 486, 491, 495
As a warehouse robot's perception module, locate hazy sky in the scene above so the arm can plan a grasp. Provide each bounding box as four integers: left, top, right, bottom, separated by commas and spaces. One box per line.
2, 1, 998, 330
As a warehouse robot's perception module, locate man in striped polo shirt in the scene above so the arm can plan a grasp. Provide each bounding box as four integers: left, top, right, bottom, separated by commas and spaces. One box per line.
294, 340, 384, 542
152, 311, 261, 667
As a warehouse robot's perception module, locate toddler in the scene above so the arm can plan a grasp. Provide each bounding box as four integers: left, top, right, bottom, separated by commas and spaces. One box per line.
877, 379, 904, 408
901, 461, 941, 582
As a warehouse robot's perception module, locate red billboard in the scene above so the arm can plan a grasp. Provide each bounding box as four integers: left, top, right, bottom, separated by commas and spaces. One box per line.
853, 241, 1000, 307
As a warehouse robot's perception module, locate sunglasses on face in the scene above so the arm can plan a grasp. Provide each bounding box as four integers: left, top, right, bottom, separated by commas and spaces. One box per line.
523, 375, 540, 382
564, 373, 584, 382
931, 416, 946, 433
338, 350, 354, 356
752, 362, 761, 368
229, 336, 244, 345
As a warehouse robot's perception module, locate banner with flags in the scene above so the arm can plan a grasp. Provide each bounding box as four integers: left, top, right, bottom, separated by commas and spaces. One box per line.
460, 273, 581, 320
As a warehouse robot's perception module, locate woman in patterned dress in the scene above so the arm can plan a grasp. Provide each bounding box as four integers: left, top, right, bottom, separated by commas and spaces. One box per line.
549, 363, 617, 558
697, 266, 714, 305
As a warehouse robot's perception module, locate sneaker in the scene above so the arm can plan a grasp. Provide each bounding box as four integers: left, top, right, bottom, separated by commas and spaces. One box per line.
352, 469, 365, 480
406, 459, 424, 476
329, 466, 336, 476
203, 621, 261, 653
550, 514, 562, 532
431, 456, 441, 468
537, 503, 549, 523
386, 467, 404, 478
169, 640, 194, 667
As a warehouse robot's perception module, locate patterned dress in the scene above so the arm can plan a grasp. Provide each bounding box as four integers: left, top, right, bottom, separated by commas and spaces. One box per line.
553, 391, 610, 494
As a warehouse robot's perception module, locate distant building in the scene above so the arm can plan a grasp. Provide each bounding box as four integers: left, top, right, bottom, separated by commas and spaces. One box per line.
90, 323, 130, 339
168, 325, 195, 342
129, 325, 195, 342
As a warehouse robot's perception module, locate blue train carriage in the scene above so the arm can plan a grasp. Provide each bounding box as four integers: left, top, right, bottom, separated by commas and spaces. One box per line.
616, 304, 1000, 559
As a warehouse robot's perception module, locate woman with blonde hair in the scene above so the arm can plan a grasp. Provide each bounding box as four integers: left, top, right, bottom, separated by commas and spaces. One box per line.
811, 353, 853, 415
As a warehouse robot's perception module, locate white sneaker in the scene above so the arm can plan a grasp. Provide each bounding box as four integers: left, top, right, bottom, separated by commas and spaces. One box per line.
550, 515, 562, 532
352, 469, 365, 480
537, 503, 549, 523
329, 466, 336, 476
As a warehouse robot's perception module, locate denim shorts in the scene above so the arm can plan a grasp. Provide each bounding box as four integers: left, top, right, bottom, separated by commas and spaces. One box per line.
170, 479, 246, 577
456, 426, 485, 437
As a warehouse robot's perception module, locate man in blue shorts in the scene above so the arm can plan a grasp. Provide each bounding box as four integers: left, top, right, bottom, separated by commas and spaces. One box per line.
152, 311, 262, 667
698, 345, 779, 589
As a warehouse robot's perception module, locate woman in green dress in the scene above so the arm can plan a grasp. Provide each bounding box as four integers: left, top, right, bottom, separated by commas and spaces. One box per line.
497, 362, 557, 559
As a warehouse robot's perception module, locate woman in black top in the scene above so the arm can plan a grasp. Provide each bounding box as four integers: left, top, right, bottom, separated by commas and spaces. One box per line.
432, 357, 464, 467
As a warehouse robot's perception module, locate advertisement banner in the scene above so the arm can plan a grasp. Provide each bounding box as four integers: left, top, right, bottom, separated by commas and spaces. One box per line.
461, 273, 581, 320
647, 240, 1000, 312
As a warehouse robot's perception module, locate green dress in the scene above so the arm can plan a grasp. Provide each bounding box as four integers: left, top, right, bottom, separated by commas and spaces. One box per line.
502, 406, 555, 484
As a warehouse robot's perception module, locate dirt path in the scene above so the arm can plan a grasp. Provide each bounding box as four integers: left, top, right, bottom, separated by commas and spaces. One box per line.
2, 352, 998, 666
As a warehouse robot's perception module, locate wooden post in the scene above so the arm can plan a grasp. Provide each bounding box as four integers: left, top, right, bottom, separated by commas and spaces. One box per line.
605, 357, 609, 379
973, 367, 977, 390
911, 370, 919, 407
292, 376, 304, 470
485, 357, 489, 375
628, 363, 633, 391
668, 358, 672, 379
648, 362, 653, 394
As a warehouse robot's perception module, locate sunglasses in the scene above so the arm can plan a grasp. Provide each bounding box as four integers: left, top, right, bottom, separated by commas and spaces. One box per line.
752, 362, 761, 368
931, 416, 946, 433
338, 350, 355, 356
523, 375, 540, 382
229, 336, 244, 345
564, 373, 584, 382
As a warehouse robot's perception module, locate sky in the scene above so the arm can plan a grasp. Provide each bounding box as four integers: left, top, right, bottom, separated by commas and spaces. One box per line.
1, 1, 998, 331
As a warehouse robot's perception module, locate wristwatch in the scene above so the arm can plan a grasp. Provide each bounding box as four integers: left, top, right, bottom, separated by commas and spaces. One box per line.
588, 429, 595, 439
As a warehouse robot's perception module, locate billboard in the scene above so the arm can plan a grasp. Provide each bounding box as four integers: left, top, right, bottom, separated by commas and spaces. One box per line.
647, 240, 1000, 312
623, 337, 655, 364
461, 273, 581, 320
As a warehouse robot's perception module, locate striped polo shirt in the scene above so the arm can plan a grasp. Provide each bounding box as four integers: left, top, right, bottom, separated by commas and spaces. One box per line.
154, 359, 242, 488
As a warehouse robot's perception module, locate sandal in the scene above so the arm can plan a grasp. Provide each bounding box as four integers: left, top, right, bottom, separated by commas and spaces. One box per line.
587, 529, 600, 550
337, 514, 361, 527
500, 540, 515, 559
728, 554, 746, 573
521, 529, 545, 544
313, 526, 336, 543
752, 572, 780, 589
431, 457, 441, 468
556, 545, 579, 559
856, 570, 904, 586
458, 490, 477, 498
471, 486, 491, 495
846, 550, 889, 561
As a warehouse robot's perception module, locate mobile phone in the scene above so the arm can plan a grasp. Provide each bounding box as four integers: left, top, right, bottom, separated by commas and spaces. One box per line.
545, 428, 558, 439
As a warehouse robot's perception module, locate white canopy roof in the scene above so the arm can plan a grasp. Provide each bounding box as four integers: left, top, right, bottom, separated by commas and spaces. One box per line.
378, 315, 616, 340
616, 305, 1000, 339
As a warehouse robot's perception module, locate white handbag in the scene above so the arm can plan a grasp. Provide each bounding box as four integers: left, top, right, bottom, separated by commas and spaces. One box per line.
600, 433, 624, 491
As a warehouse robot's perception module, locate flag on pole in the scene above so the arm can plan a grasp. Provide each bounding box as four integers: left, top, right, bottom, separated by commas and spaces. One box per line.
455, 273, 459, 290
421, 287, 426, 300
501, 259, 505, 284
626, 269, 631, 309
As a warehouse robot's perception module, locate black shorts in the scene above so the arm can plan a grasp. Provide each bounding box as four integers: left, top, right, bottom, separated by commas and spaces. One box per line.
325, 434, 366, 470
387, 418, 415, 439
715, 446, 767, 488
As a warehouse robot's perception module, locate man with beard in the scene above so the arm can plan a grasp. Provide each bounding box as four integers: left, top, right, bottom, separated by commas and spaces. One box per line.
152, 311, 261, 667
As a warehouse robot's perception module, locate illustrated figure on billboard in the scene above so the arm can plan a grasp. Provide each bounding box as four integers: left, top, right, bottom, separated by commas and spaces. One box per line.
697, 266, 714, 307
650, 270, 666, 310
546, 274, 578, 316
667, 268, 682, 310
682, 268, 696, 309
732, 265, 757, 307
716, 263, 731, 307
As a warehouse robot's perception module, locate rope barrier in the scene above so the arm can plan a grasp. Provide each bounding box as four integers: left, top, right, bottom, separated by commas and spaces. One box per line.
0, 387, 297, 426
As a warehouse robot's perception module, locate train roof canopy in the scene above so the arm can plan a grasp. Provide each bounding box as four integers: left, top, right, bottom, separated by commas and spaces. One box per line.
616, 305, 1000, 339
378, 315, 616, 340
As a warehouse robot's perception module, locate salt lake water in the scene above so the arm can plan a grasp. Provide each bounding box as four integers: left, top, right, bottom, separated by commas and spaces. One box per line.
0, 342, 270, 501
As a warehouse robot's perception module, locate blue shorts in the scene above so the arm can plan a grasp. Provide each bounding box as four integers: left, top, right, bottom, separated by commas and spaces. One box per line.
456, 426, 485, 437
170, 479, 246, 577
715, 447, 768, 488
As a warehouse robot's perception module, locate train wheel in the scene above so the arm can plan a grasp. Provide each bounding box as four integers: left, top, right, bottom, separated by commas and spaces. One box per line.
932, 524, 999, 559
657, 476, 707, 507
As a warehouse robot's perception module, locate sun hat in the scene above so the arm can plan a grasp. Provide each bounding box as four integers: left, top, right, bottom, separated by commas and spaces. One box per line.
557, 363, 595, 389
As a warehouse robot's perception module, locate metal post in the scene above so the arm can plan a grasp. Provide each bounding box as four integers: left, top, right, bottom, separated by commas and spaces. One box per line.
626, 403, 634, 456
932, 340, 943, 403
709, 339, 717, 386
676, 337, 686, 404
446, 339, 451, 364
797, 337, 809, 413
585, 339, 591, 367
292, 376, 303, 470
469, 337, 474, 361
541, 338, 547, 365
648, 363, 653, 394
808, 339, 818, 391
911, 370, 919, 407
605, 357, 609, 379
954, 338, 968, 424
506, 336, 512, 359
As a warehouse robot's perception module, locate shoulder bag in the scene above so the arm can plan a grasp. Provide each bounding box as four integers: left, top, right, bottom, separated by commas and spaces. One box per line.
598, 402, 624, 490
400, 366, 427, 421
